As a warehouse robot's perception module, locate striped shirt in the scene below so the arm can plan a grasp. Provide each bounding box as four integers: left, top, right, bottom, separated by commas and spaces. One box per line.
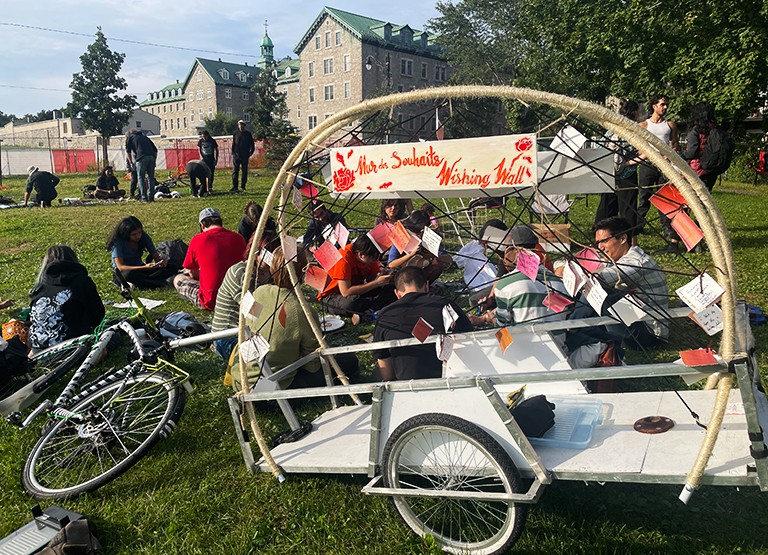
494, 267, 568, 327
211, 261, 245, 333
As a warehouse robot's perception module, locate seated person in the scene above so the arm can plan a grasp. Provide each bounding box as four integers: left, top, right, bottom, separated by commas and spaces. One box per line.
94, 166, 126, 199
303, 200, 348, 252
569, 216, 669, 349
317, 234, 396, 319
420, 202, 441, 232
231, 247, 358, 391
238, 201, 276, 244
211, 227, 278, 361
375, 198, 410, 226
454, 218, 507, 303
107, 216, 176, 289
387, 210, 452, 283
374, 267, 473, 381
185, 159, 212, 198
174, 208, 246, 310
29, 245, 105, 350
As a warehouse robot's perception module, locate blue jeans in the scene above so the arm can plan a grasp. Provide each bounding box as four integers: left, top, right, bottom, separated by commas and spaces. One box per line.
136, 156, 156, 200
214, 337, 237, 361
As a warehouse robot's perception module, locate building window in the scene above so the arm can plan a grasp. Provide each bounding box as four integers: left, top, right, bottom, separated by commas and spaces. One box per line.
309, 88, 315, 103
225, 88, 232, 99
163, 105, 167, 113
208, 107, 213, 118
196, 91, 204, 100
182, 102, 185, 111
242, 90, 249, 100
315, 36, 321, 50
219, 68, 230, 79
171, 89, 176, 97
435, 66, 446, 81
196, 71, 203, 82
191, 112, 195, 122
226, 107, 232, 116
189, 92, 194, 102
308, 115, 317, 129
199, 108, 203, 119
324, 31, 331, 48
243, 113, 251, 122
323, 58, 333, 75
421, 62, 428, 79
136, 121, 142, 129
324, 84, 334, 101
184, 117, 187, 127
344, 81, 350, 98
400, 59, 413, 76
207, 88, 212, 99
170, 104, 174, 112
335, 30, 342, 46
343, 54, 350, 72
164, 120, 168, 130
170, 119, 174, 130
308, 62, 315, 78
409, 117, 415, 130
325, 113, 332, 120
420, 116, 427, 129
176, 117, 180, 128
297, 106, 301, 118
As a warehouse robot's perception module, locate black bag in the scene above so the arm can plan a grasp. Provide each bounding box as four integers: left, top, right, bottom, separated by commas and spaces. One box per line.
153, 239, 187, 271
0, 336, 29, 388
699, 128, 734, 175
511, 395, 556, 438
38, 518, 102, 555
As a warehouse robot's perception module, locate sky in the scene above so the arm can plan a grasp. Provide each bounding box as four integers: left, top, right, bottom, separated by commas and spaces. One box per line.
0, 1, 442, 117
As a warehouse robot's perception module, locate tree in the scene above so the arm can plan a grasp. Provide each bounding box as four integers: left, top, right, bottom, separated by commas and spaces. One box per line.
246, 66, 298, 165
202, 112, 239, 136
66, 28, 136, 168
0, 111, 14, 127
19, 109, 66, 124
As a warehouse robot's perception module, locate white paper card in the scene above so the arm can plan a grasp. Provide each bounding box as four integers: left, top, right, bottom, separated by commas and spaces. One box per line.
240, 333, 270, 365
321, 224, 335, 244
676, 273, 725, 313
436, 334, 455, 362
608, 295, 646, 326
691, 304, 724, 336
112, 297, 166, 309
260, 248, 274, 268
292, 188, 303, 210
583, 276, 608, 315
240, 290, 263, 322
562, 261, 586, 297
481, 226, 508, 252
549, 125, 588, 157
283, 235, 298, 261
335, 222, 349, 247
421, 226, 442, 257
442, 303, 459, 333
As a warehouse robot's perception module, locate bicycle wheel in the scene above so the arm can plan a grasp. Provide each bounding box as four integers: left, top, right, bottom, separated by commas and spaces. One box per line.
22, 370, 185, 500
0, 338, 90, 416
382, 413, 527, 555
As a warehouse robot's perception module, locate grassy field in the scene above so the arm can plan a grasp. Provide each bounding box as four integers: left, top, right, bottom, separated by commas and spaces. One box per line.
1, 170, 767, 554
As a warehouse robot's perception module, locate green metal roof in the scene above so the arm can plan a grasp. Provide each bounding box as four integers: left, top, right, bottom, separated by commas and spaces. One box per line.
140, 82, 185, 106
180, 58, 261, 91
276, 58, 300, 84
294, 6, 442, 57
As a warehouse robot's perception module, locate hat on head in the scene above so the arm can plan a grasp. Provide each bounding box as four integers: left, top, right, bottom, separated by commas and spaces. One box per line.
237, 119, 245, 124
27, 165, 38, 175
199, 207, 220, 222
503, 226, 538, 248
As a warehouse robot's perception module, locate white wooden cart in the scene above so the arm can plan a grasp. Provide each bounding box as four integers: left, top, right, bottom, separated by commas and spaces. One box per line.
228, 86, 768, 555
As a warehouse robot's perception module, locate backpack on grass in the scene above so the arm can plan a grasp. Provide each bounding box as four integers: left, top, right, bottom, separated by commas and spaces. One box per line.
699, 128, 734, 176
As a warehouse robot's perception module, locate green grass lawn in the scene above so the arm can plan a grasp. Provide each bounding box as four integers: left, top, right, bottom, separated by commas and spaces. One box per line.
1, 171, 767, 554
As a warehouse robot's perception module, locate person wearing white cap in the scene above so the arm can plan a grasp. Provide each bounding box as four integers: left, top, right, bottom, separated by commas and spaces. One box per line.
23, 166, 60, 207
231, 120, 255, 192
173, 207, 246, 310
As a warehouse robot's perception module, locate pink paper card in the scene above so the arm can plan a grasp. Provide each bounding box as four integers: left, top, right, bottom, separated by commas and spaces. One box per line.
680, 348, 718, 367
671, 211, 704, 251
304, 265, 328, 292
313, 240, 343, 272
411, 317, 434, 343
390, 221, 413, 254
495, 327, 514, 353
334, 222, 349, 248
650, 184, 686, 217
575, 247, 603, 273
300, 181, 319, 198
543, 291, 573, 313
515, 249, 540, 281
367, 222, 395, 253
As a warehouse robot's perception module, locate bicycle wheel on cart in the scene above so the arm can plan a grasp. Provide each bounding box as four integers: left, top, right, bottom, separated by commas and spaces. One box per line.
382, 413, 527, 555
22, 370, 186, 500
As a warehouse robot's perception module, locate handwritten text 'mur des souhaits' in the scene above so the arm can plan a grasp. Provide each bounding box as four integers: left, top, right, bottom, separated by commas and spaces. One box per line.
355, 141, 534, 189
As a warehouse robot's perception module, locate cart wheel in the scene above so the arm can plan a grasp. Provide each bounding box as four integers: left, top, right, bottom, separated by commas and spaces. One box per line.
382, 413, 527, 555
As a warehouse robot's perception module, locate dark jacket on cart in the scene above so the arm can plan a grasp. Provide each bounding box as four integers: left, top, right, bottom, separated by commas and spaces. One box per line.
28, 260, 105, 349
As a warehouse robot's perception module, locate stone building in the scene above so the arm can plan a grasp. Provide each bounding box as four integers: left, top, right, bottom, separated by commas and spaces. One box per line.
278, 7, 449, 139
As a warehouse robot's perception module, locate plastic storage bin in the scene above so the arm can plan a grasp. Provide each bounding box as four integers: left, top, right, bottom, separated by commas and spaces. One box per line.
528, 396, 603, 449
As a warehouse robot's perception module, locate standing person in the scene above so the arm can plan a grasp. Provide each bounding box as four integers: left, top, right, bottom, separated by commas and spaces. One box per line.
373, 267, 473, 381
637, 94, 680, 252
23, 166, 59, 207
231, 120, 255, 192
28, 245, 105, 350
594, 100, 642, 233
107, 216, 176, 289
680, 101, 723, 192
125, 129, 158, 202
173, 208, 246, 311
94, 166, 126, 200
197, 130, 219, 194
185, 159, 212, 198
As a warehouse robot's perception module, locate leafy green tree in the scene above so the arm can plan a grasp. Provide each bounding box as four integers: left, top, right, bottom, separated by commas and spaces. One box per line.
66, 28, 136, 168
0, 111, 14, 127
202, 112, 239, 136
246, 66, 298, 165
20, 109, 66, 123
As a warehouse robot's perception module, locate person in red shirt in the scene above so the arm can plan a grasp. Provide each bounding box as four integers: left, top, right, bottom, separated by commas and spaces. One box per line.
318, 234, 396, 319
173, 207, 246, 310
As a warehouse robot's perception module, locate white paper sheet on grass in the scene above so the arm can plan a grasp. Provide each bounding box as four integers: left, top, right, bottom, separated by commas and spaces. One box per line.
113, 298, 166, 309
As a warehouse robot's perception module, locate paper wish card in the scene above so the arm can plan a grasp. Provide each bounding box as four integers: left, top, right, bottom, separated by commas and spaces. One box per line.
495, 327, 514, 353
411, 317, 434, 343
334, 222, 350, 248
313, 240, 343, 272
680, 347, 718, 367
583, 276, 608, 315
549, 125, 588, 157
575, 247, 604, 273
240, 290, 263, 322
543, 291, 573, 313
391, 221, 420, 254
676, 272, 725, 313
282, 235, 298, 262
562, 261, 586, 297
650, 184, 687, 218
690, 304, 724, 336
421, 226, 442, 257
670, 211, 704, 251
442, 303, 459, 332
304, 265, 329, 292
436, 334, 455, 362
259, 248, 274, 268
367, 222, 395, 253
515, 250, 540, 281
292, 187, 303, 210
607, 295, 647, 326
240, 333, 271, 365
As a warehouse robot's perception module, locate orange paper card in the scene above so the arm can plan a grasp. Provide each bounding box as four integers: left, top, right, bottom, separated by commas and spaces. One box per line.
496, 327, 514, 353
313, 241, 342, 272
277, 304, 287, 327
650, 184, 686, 217
304, 265, 329, 292
671, 211, 704, 251
680, 348, 718, 367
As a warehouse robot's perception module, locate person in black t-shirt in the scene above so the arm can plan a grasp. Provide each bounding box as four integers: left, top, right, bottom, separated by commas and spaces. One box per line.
197, 130, 219, 193
231, 120, 255, 191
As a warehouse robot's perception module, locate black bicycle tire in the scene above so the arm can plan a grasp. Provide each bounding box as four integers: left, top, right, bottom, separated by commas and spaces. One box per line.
382, 413, 527, 555
22, 370, 185, 500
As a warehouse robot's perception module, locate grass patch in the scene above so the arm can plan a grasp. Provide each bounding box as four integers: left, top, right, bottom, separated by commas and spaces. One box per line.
1, 171, 767, 553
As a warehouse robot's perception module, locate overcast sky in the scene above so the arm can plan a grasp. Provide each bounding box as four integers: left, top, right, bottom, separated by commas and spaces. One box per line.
0, 1, 441, 117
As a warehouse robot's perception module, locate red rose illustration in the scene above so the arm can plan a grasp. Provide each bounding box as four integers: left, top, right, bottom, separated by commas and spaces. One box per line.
515, 137, 533, 152
333, 166, 356, 192
335, 152, 346, 166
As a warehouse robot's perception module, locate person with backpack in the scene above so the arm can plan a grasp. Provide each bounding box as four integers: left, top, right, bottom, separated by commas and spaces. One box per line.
681, 101, 733, 191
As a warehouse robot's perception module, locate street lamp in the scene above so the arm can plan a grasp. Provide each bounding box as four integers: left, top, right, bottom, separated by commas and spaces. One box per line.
365, 53, 391, 90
